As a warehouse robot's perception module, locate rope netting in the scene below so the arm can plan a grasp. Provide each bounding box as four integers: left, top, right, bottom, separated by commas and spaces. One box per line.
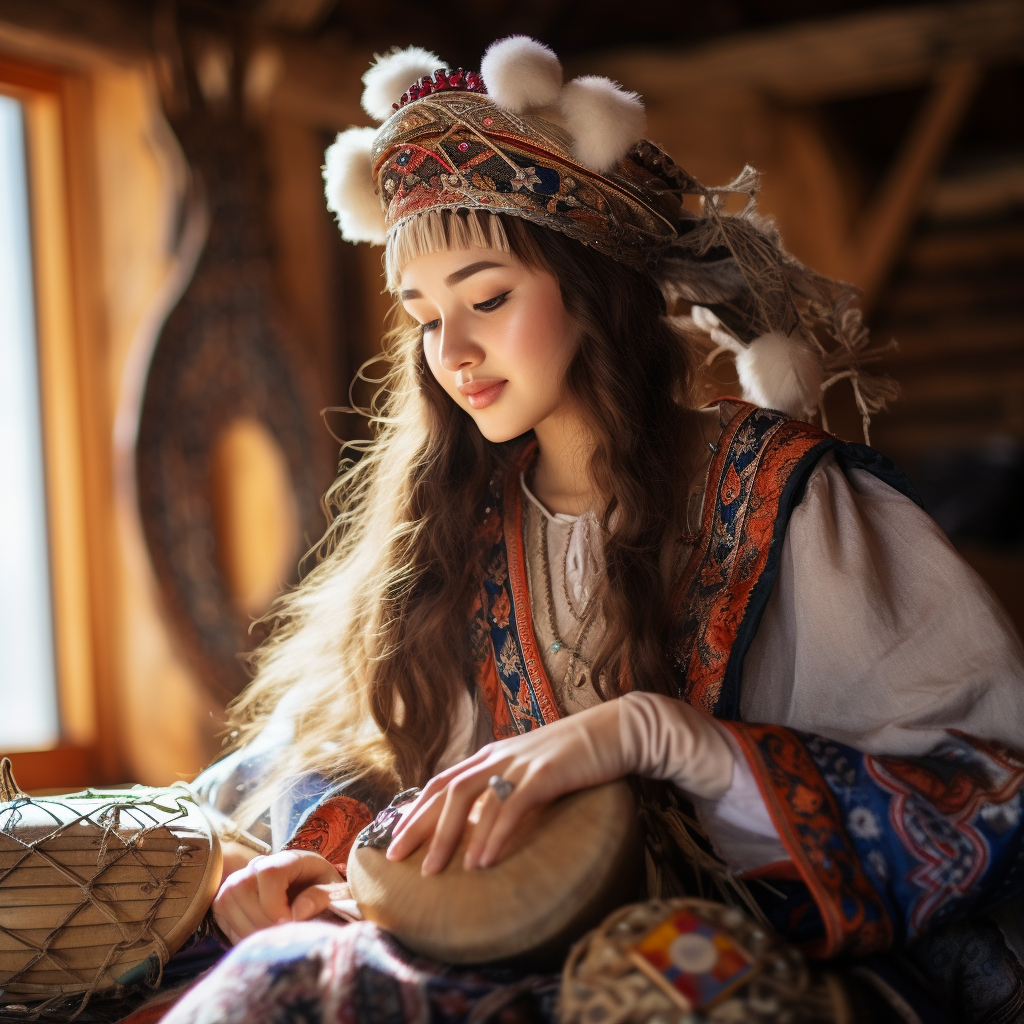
0, 760, 217, 1022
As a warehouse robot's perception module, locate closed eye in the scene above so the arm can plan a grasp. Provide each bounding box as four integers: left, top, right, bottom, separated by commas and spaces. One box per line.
420, 318, 441, 334
474, 291, 510, 312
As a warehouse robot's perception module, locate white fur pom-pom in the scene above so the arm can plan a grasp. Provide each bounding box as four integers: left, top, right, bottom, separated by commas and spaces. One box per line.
361, 46, 444, 122
480, 36, 562, 112
691, 306, 823, 419
558, 75, 645, 174
733, 332, 824, 420
323, 128, 386, 244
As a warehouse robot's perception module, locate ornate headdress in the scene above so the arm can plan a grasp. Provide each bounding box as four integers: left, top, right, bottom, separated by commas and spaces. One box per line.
323, 37, 895, 438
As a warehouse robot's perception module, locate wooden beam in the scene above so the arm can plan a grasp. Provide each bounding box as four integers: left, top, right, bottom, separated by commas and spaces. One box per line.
852, 61, 981, 309
586, 0, 1024, 105
0, 0, 151, 66
252, 0, 339, 32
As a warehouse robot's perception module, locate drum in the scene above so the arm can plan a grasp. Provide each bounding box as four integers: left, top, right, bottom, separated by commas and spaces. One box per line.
347, 780, 641, 966
0, 758, 221, 1009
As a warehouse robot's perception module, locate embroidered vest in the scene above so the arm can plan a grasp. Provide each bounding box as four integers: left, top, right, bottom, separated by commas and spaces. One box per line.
469, 402, 919, 733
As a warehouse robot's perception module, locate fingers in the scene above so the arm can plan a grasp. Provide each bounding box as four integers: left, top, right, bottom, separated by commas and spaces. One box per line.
421, 772, 496, 875
478, 785, 533, 868
213, 870, 277, 945
462, 788, 503, 870
255, 856, 301, 924
210, 850, 344, 943
386, 789, 445, 861
391, 747, 492, 840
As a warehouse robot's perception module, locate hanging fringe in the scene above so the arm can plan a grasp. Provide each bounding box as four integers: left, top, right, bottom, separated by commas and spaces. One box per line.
385, 209, 511, 288
632, 778, 772, 931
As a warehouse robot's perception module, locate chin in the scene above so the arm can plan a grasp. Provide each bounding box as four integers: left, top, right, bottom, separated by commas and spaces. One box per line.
471, 413, 537, 445
477, 424, 531, 444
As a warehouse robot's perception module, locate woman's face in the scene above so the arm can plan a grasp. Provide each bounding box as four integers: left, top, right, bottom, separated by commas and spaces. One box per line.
398, 246, 577, 443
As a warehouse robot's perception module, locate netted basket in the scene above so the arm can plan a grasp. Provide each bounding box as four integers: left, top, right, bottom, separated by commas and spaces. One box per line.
560, 898, 850, 1024
0, 759, 220, 1018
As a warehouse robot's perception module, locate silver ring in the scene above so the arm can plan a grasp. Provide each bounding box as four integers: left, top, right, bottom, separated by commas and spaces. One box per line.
488, 775, 514, 801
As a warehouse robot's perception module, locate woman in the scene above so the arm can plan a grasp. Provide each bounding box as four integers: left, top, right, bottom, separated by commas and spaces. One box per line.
176, 37, 1024, 1024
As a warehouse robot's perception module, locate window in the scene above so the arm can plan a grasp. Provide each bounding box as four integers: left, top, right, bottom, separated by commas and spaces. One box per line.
0, 92, 59, 751
0, 57, 100, 789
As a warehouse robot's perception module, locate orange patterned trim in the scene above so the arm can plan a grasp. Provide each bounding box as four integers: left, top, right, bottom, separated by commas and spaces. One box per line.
671, 404, 834, 718
723, 722, 894, 959
500, 443, 562, 727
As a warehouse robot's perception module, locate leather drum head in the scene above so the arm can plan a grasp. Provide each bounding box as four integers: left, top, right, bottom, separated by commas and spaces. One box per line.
347, 780, 640, 966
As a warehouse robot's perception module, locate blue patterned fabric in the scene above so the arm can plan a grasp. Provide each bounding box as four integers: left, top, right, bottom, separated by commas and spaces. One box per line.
804, 732, 1024, 942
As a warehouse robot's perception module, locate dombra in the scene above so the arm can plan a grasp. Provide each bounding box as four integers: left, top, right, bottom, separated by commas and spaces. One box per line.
0, 759, 220, 1011
346, 780, 643, 966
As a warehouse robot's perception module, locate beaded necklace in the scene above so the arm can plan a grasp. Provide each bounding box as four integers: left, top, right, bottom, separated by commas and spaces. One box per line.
538, 514, 600, 689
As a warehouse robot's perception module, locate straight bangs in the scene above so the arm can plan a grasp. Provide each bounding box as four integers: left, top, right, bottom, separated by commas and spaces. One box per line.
385, 208, 547, 290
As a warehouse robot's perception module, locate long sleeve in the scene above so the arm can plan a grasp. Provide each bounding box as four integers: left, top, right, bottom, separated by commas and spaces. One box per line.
705, 453, 1024, 956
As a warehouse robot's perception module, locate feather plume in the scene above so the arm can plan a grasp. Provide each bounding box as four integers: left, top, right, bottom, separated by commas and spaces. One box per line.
480, 36, 562, 112
559, 75, 645, 174
361, 46, 443, 122
323, 128, 386, 244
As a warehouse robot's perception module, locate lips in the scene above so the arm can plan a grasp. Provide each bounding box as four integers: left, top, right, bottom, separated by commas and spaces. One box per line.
458, 379, 507, 409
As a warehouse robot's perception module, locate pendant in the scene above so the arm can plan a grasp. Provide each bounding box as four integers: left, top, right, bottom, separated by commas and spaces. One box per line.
550, 641, 563, 653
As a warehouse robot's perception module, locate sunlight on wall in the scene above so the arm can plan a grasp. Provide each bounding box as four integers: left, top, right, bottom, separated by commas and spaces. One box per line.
210, 418, 300, 620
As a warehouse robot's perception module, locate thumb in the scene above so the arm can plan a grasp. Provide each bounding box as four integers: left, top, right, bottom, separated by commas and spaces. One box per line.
292, 886, 330, 921
292, 881, 352, 922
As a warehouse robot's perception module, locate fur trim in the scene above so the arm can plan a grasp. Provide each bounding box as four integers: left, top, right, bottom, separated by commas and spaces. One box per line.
361, 46, 443, 122
480, 36, 562, 112
323, 128, 386, 244
559, 75, 645, 174
692, 306, 824, 419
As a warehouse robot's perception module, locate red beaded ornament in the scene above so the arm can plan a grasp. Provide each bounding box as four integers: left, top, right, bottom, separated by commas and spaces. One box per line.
393, 68, 487, 112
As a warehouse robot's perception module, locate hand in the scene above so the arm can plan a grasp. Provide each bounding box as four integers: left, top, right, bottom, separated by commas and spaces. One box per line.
386, 700, 625, 876
212, 849, 343, 944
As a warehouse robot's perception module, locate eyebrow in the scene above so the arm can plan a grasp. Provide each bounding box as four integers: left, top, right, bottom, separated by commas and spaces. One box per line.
400, 260, 506, 300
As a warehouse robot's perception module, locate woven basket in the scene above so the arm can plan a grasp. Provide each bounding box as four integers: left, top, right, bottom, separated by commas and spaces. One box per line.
0, 759, 220, 1010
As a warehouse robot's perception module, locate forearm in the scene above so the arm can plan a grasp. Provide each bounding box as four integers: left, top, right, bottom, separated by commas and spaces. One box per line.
616, 690, 735, 799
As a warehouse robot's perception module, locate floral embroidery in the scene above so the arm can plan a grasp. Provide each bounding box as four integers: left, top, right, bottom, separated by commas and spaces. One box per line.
286, 795, 374, 877
671, 404, 837, 719
491, 589, 511, 629
724, 723, 894, 959
847, 807, 882, 841
510, 166, 542, 190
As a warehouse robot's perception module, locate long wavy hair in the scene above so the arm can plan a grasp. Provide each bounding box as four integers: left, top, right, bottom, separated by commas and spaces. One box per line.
225, 210, 703, 819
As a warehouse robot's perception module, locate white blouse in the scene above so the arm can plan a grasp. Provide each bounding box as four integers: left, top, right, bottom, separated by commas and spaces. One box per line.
440, 446, 1024, 872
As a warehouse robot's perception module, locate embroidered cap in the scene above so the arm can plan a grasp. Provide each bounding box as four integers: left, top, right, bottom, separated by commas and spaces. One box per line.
322, 36, 898, 440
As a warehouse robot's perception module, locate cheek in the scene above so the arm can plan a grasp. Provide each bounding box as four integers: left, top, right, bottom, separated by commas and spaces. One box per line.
501, 289, 575, 379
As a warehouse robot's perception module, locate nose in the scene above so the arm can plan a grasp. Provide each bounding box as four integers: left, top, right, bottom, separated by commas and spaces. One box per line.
437, 319, 484, 373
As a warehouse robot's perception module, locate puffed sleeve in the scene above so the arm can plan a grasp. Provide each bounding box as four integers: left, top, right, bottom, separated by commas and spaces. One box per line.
741, 451, 1024, 753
